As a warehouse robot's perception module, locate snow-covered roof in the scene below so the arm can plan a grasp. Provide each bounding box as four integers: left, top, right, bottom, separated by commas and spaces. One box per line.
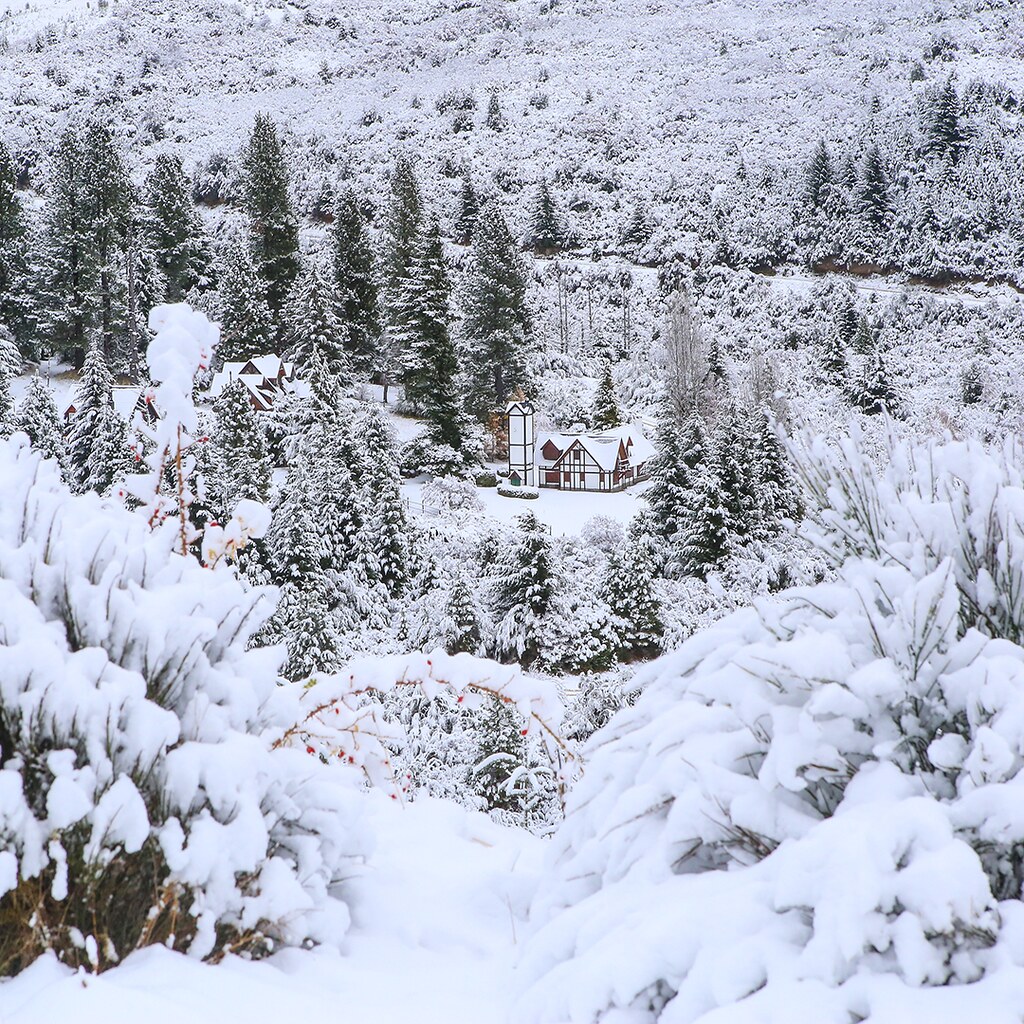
209, 355, 292, 399
538, 424, 656, 471
112, 386, 144, 420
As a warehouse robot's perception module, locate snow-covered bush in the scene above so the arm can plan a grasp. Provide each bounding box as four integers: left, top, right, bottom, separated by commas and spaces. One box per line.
0, 434, 364, 973
517, 433, 1024, 1022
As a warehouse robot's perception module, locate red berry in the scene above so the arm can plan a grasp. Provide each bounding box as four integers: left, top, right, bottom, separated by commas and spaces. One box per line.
306, 745, 315, 754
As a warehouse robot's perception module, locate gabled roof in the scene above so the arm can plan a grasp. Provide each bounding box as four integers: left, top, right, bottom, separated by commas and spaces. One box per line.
537, 423, 656, 472
505, 399, 534, 416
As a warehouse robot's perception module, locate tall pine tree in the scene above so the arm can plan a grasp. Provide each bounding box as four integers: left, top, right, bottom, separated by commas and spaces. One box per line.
241, 114, 299, 317
142, 153, 209, 301
591, 363, 621, 429
216, 239, 276, 364
330, 185, 379, 373
462, 200, 531, 418
67, 342, 127, 494
285, 260, 349, 383
0, 140, 31, 351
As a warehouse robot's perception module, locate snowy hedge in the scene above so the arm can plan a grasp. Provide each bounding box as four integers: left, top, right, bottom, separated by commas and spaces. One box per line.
518, 434, 1024, 1022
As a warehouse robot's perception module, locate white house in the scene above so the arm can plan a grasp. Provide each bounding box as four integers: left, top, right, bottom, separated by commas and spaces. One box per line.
208, 355, 295, 412
536, 424, 656, 492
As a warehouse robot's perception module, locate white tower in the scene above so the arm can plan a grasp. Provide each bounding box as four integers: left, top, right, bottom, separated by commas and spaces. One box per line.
505, 399, 536, 487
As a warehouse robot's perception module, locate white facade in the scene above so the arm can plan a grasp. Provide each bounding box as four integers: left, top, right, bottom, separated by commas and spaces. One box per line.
536, 424, 656, 492
505, 400, 536, 487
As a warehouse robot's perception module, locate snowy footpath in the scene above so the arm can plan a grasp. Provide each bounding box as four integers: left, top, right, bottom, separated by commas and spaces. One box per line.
0, 796, 542, 1024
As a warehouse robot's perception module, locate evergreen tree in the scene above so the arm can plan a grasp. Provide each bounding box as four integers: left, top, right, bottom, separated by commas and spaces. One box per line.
241, 114, 299, 316
591, 363, 621, 429
852, 343, 899, 416
805, 140, 833, 210
855, 146, 892, 235
14, 376, 67, 472
835, 292, 859, 348
210, 378, 273, 519
485, 91, 505, 131
601, 528, 663, 660
330, 186, 379, 372
285, 260, 348, 383
714, 405, 758, 545
380, 156, 423, 350
491, 512, 555, 665
752, 409, 798, 532
0, 140, 31, 351
142, 153, 209, 301
923, 78, 965, 163
462, 200, 532, 418
401, 220, 470, 455
453, 170, 479, 245
67, 342, 127, 494
216, 239, 276, 364
525, 179, 565, 254
357, 404, 411, 598
851, 314, 875, 355
0, 350, 10, 429
821, 325, 847, 381
0, 322, 20, 379
680, 458, 731, 579
79, 123, 134, 367
620, 200, 654, 253
441, 573, 485, 655
647, 414, 709, 542
38, 125, 133, 367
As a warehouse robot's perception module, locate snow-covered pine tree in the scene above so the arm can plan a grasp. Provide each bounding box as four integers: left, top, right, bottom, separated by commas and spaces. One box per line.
680, 454, 732, 579
601, 520, 664, 660
67, 342, 127, 494
357, 403, 411, 598
210, 378, 273, 519
485, 90, 505, 131
821, 320, 847, 381
79, 122, 134, 368
752, 408, 798, 533
462, 199, 532, 419
491, 512, 555, 665
620, 199, 654, 255
330, 185, 379, 373
0, 322, 20, 380
804, 139, 833, 210
714, 404, 759, 545
525, 179, 566, 254
591, 362, 621, 429
285, 259, 349, 383
216, 239, 276, 364
647, 413, 709, 543
855, 146, 893, 237
37, 124, 133, 367
401, 218, 473, 465
0, 347, 10, 429
851, 313, 875, 355
241, 114, 299, 317
923, 77, 965, 163
142, 153, 210, 301
0, 140, 31, 352
453, 169, 479, 245
14, 376, 67, 472
852, 341, 899, 416
380, 156, 423, 362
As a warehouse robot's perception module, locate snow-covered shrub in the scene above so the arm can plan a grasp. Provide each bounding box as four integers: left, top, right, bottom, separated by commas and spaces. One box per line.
0, 435, 363, 973
517, 433, 1024, 1022
497, 484, 539, 499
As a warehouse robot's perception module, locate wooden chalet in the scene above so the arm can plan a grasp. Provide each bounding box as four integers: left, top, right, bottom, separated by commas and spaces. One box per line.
536, 424, 655, 492
209, 355, 295, 412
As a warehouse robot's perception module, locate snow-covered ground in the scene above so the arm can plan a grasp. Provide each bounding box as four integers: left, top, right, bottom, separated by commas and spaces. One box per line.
0, 796, 541, 1024
404, 474, 650, 536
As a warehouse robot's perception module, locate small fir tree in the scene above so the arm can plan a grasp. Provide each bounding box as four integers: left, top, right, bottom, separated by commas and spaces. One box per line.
591, 363, 621, 429
525, 179, 565, 254
216, 240, 276, 364
453, 169, 479, 245
14, 376, 67, 472
285, 260, 349, 383
485, 91, 505, 131
805, 140, 834, 210
210, 378, 273, 519
67, 342, 127, 494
